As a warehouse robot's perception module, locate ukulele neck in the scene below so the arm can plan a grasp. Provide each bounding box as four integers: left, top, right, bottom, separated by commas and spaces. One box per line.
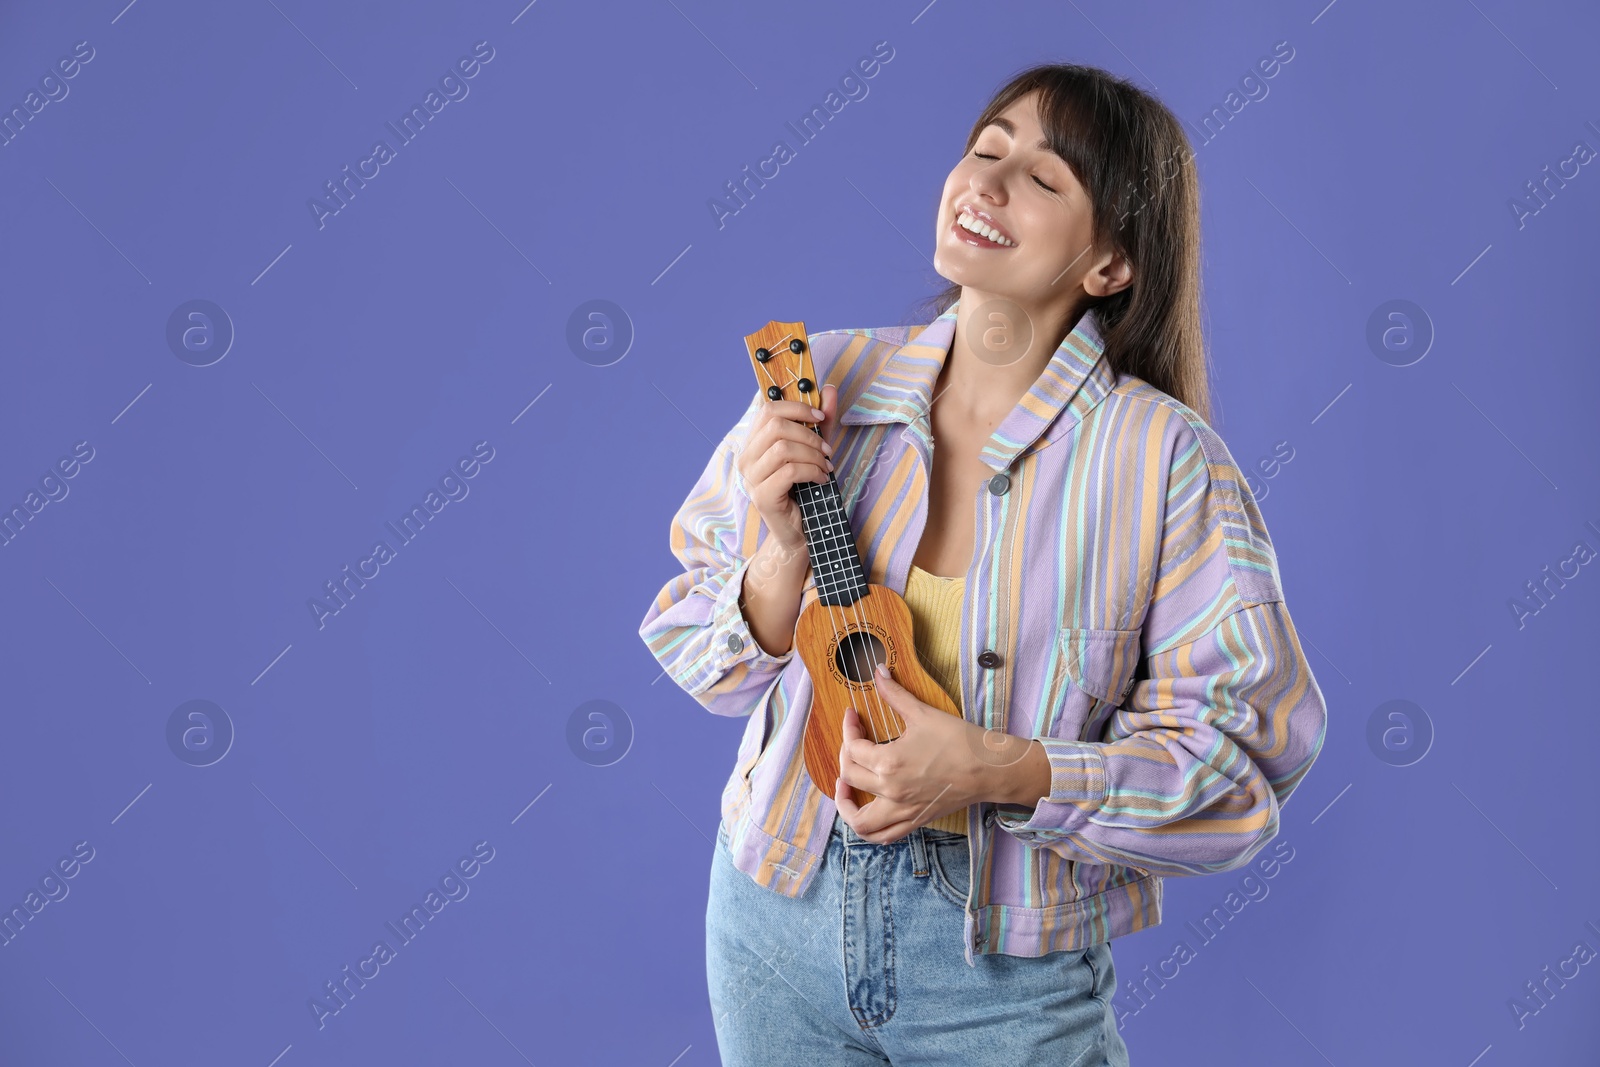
739, 318, 868, 607
791, 462, 869, 607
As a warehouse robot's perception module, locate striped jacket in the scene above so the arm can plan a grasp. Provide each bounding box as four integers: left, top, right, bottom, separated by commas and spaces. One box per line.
639, 301, 1327, 966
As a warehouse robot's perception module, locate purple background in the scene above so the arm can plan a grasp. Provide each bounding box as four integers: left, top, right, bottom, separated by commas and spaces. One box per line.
2, 0, 1597, 1063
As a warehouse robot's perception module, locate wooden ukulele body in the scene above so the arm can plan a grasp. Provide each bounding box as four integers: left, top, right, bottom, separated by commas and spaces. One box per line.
793, 583, 962, 808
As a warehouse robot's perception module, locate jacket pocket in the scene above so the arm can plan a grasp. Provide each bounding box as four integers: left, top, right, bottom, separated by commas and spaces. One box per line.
1052, 627, 1143, 743
1020, 628, 1147, 905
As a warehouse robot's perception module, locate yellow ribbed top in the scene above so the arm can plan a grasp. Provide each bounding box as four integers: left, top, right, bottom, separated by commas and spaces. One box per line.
902, 563, 971, 835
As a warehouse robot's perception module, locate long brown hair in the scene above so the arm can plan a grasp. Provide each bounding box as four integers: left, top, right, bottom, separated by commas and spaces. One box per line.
912, 64, 1210, 422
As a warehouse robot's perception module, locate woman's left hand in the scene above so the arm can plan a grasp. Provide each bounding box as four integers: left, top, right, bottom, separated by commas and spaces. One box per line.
834, 663, 1005, 843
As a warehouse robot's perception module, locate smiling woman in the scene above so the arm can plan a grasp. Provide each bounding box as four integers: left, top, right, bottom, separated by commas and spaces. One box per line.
643, 61, 1326, 1067
916, 65, 1210, 424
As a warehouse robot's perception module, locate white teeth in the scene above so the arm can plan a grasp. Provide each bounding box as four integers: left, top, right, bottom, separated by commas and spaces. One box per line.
958, 209, 1014, 246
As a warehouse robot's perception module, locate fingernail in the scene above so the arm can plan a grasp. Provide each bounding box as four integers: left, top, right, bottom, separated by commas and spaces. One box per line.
825, 458, 834, 470
811, 407, 825, 419
875, 663, 888, 677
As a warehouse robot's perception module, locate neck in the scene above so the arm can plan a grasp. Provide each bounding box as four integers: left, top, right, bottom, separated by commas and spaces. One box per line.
938, 289, 1084, 424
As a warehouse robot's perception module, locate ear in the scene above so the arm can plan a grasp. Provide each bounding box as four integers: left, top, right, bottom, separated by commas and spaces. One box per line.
1083, 243, 1134, 300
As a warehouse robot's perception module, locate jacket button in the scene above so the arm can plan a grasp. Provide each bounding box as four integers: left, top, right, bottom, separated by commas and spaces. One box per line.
988, 472, 1011, 496
977, 649, 1002, 669
727, 633, 744, 654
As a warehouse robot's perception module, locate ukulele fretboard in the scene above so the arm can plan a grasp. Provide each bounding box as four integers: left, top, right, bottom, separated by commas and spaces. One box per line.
792, 473, 869, 606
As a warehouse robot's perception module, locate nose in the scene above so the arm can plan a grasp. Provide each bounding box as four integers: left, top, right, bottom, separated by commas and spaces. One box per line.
969, 166, 1009, 206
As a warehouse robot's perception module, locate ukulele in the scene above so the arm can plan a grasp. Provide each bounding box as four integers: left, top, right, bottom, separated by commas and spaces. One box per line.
743, 319, 964, 808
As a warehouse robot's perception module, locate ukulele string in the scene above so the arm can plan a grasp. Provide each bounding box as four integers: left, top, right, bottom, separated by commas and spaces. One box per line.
816, 453, 897, 746
752, 342, 895, 749
821, 456, 898, 744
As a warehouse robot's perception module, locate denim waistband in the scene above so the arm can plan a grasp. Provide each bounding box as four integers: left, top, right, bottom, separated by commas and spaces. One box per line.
831, 812, 967, 845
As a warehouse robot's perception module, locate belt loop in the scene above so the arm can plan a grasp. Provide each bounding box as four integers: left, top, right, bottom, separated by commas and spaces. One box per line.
909, 827, 929, 876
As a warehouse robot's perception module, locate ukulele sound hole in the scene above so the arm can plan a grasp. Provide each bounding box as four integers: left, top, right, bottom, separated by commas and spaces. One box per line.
834, 631, 887, 684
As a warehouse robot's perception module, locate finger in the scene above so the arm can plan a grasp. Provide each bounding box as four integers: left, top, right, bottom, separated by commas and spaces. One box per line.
819, 382, 838, 429
848, 798, 916, 843
742, 423, 823, 479
839, 706, 860, 774
839, 738, 888, 797
864, 818, 920, 844
839, 706, 885, 774
740, 405, 826, 474
757, 398, 827, 428
871, 663, 918, 716
742, 441, 832, 495
833, 774, 861, 821
840, 758, 887, 797
749, 458, 833, 509
753, 411, 833, 457
838, 778, 897, 840
842, 729, 878, 761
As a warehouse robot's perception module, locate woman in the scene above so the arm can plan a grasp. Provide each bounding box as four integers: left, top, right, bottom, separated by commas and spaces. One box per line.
640, 64, 1327, 1065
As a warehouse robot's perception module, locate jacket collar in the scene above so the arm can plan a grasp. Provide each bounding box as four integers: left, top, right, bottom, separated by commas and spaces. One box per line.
840, 298, 1115, 472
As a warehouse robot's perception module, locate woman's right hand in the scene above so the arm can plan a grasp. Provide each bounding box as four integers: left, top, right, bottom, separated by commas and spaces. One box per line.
735, 382, 838, 556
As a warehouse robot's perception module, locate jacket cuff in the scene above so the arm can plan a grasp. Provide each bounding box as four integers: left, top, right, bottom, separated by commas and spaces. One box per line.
991, 737, 1108, 839
709, 554, 796, 677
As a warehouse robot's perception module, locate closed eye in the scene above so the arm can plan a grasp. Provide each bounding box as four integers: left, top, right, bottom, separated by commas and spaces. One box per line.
973, 151, 1057, 193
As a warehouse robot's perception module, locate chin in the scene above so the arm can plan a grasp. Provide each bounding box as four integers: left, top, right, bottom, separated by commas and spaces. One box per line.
932, 254, 1012, 297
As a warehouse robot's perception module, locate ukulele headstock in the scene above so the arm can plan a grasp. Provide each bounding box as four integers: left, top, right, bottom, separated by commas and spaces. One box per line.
743, 320, 819, 417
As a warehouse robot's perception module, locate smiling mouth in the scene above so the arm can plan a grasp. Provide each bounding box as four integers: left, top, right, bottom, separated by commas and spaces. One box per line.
952, 207, 1016, 248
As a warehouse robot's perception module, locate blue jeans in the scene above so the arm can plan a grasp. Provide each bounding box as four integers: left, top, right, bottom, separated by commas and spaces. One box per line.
706, 814, 1130, 1065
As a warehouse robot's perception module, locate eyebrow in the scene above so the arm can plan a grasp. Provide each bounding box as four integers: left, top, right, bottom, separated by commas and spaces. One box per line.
986, 117, 1052, 153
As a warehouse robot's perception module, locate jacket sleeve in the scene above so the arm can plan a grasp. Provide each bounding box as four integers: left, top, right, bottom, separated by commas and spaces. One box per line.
992, 418, 1328, 877
638, 389, 798, 717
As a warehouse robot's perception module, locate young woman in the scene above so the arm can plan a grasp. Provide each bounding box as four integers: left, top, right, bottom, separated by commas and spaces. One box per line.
640, 63, 1327, 1065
